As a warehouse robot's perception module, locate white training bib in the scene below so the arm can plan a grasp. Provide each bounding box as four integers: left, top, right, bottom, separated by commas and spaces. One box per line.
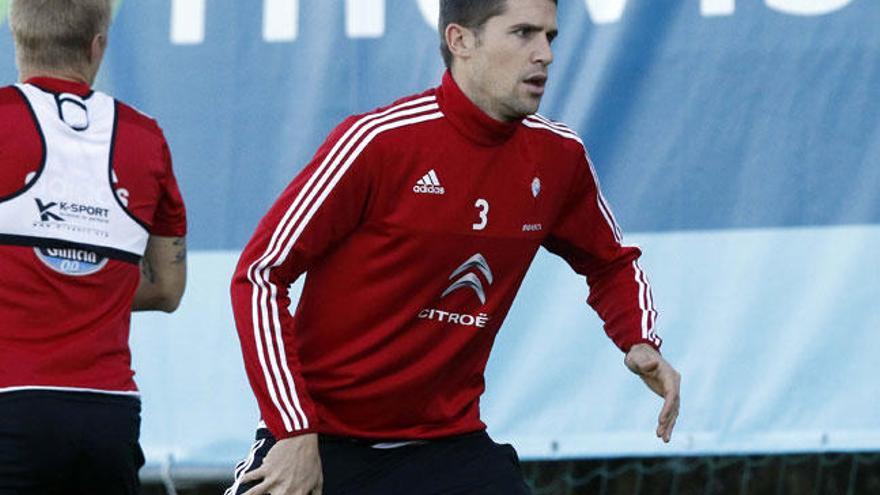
0, 84, 148, 273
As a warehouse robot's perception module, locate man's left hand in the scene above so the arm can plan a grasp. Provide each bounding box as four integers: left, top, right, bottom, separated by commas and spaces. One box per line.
624, 343, 681, 443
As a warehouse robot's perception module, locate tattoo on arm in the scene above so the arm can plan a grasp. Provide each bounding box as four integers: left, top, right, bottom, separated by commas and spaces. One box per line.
141, 258, 156, 283
172, 237, 187, 264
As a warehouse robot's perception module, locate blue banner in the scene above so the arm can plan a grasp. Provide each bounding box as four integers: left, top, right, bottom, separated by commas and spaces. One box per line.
3, 1, 876, 248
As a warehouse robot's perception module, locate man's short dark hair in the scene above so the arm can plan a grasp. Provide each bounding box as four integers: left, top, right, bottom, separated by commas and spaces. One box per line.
439, 0, 558, 69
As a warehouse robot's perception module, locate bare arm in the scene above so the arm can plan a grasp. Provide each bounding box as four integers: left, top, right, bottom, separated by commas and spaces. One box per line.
132, 235, 187, 312
625, 344, 681, 443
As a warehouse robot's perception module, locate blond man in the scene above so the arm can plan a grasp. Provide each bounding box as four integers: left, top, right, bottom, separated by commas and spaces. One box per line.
0, 1, 187, 492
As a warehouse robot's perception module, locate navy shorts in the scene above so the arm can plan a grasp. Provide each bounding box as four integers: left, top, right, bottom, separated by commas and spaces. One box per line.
0, 390, 144, 495
227, 427, 532, 495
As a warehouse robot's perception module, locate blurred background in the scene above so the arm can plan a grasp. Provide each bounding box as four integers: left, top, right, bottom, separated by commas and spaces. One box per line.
2, 0, 878, 493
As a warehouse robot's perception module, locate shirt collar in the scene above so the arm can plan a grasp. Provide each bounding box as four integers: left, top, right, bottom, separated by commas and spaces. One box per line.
24, 77, 93, 98
436, 71, 521, 146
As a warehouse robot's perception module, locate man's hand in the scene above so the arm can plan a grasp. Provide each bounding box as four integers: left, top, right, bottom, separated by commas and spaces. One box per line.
624, 343, 681, 443
241, 433, 323, 495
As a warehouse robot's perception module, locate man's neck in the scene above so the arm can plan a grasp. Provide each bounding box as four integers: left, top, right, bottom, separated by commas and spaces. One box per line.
448, 66, 510, 123
19, 68, 92, 86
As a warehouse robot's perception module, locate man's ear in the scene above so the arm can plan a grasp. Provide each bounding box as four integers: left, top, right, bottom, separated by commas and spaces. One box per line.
445, 23, 477, 61
89, 33, 107, 65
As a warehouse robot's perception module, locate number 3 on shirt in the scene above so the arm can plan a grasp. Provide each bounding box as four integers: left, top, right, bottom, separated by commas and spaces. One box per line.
473, 199, 489, 231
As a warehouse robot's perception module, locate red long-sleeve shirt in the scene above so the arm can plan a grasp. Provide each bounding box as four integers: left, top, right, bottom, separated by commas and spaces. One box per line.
231, 72, 660, 440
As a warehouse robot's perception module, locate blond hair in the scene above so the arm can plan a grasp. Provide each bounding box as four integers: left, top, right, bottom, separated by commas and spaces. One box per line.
9, 0, 112, 74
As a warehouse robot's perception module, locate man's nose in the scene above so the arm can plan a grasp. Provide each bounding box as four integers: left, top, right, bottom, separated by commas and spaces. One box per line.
533, 34, 554, 66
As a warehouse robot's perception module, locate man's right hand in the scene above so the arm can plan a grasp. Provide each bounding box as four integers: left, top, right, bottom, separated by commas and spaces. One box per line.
241, 433, 323, 495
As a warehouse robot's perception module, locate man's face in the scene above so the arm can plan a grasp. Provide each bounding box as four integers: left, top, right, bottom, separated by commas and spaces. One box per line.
467, 0, 558, 122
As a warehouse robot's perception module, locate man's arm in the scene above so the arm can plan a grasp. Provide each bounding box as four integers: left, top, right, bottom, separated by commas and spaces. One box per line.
229, 115, 373, 494
542, 137, 680, 441
543, 148, 660, 352
132, 235, 186, 312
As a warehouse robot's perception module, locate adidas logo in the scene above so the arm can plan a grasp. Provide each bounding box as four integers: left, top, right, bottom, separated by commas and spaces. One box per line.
413, 169, 445, 195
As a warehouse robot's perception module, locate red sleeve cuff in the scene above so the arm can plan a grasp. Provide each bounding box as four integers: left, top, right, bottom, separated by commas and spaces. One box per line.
618, 336, 662, 354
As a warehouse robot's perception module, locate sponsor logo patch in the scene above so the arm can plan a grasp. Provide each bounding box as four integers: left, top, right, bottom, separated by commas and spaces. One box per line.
35, 198, 110, 223
35, 199, 63, 222
417, 308, 490, 328
418, 253, 494, 328
413, 169, 445, 195
34, 247, 108, 276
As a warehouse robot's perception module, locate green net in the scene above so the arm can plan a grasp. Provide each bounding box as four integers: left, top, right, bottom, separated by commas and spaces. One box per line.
140, 452, 880, 495
522, 452, 880, 495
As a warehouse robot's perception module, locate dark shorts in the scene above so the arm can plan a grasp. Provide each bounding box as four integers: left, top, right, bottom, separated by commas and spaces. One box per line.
228, 427, 532, 495
0, 390, 144, 495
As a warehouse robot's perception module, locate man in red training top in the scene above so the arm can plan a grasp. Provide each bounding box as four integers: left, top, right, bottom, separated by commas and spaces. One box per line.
0, 1, 187, 493
228, 0, 680, 493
